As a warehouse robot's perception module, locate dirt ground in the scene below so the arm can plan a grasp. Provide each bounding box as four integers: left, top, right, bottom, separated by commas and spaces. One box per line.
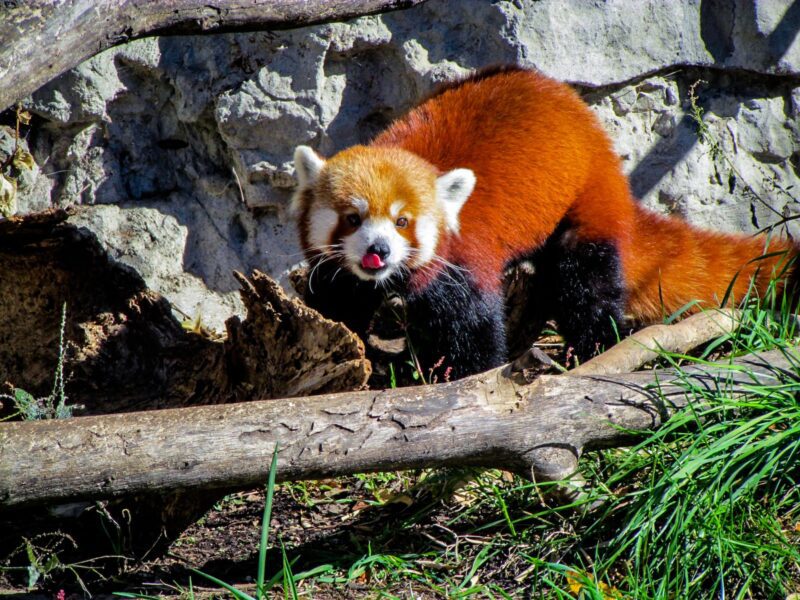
1, 471, 530, 599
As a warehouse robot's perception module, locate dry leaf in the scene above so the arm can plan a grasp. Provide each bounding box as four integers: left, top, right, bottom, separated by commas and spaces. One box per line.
12, 148, 35, 171
0, 173, 17, 217
566, 569, 621, 599
373, 489, 414, 507
16, 109, 31, 125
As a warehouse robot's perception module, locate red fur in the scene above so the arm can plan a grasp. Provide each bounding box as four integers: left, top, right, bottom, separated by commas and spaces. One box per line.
371, 67, 798, 318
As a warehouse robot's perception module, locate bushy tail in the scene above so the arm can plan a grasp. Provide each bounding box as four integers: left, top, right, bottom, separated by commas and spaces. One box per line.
624, 205, 798, 321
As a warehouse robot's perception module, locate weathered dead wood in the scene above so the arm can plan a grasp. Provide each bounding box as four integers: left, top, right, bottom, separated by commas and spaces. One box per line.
225, 270, 370, 400
2, 346, 797, 509
0, 208, 368, 414
0, 209, 369, 408
0, 207, 220, 414
571, 308, 742, 376
0, 0, 428, 112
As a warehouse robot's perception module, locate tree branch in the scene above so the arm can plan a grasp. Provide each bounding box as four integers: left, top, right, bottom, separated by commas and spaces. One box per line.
0, 0, 428, 112
2, 346, 796, 509
571, 309, 741, 376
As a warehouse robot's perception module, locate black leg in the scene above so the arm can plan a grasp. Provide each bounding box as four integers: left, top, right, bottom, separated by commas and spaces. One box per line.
504, 254, 559, 359
405, 267, 507, 380
551, 234, 626, 360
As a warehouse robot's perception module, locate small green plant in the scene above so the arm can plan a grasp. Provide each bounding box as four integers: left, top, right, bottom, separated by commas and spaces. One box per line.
388, 362, 397, 388
0, 533, 108, 595
187, 443, 292, 599
687, 79, 721, 161
353, 470, 418, 506
382, 293, 454, 385
1, 302, 75, 420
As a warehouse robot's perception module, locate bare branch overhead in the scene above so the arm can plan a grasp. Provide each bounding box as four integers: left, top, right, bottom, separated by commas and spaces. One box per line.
0, 0, 427, 112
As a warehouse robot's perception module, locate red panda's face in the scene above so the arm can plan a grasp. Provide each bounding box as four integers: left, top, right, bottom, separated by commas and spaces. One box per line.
291, 145, 475, 282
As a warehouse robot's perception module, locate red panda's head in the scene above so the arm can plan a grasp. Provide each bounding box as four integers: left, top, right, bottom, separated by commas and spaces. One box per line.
290, 145, 475, 282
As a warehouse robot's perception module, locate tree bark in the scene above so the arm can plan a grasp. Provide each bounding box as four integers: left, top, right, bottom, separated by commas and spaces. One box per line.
2, 346, 795, 509
0, 0, 428, 112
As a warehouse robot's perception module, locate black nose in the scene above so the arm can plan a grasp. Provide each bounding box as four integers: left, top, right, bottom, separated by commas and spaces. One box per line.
367, 241, 391, 259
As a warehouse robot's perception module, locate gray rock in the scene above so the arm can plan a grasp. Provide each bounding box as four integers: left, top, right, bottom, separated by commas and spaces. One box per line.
8, 0, 800, 330
67, 205, 244, 332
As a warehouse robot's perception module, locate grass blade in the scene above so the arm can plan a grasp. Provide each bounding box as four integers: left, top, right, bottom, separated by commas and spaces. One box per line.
257, 442, 280, 599
189, 568, 256, 600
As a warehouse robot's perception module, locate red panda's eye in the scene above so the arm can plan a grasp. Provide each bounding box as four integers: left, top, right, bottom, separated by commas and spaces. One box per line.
346, 214, 361, 227
396, 217, 408, 228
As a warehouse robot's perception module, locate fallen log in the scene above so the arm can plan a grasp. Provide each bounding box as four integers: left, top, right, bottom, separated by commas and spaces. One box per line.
2, 345, 797, 509
0, 0, 428, 112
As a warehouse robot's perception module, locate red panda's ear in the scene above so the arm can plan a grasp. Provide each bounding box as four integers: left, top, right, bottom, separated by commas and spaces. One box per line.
436, 168, 476, 233
294, 145, 326, 188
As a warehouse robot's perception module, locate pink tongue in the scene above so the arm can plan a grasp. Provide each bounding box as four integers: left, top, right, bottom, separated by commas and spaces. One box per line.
362, 253, 385, 269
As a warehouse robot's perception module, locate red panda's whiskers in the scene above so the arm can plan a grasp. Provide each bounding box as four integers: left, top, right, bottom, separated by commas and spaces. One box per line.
310, 242, 345, 253
412, 256, 469, 292
429, 254, 469, 274
308, 252, 342, 271
407, 247, 469, 274
306, 247, 346, 293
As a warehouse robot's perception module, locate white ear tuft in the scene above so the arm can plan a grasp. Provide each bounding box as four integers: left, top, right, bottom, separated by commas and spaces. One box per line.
294, 145, 325, 188
436, 168, 476, 233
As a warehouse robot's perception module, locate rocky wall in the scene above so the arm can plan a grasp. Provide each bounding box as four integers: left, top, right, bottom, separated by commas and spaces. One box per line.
5, 0, 800, 330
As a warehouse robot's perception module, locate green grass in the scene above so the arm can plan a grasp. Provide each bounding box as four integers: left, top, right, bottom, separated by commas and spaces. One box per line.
107, 293, 799, 599
290, 296, 798, 598
584, 363, 800, 597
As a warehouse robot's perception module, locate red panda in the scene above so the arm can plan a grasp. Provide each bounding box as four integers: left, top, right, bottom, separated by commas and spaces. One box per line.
291, 66, 798, 378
